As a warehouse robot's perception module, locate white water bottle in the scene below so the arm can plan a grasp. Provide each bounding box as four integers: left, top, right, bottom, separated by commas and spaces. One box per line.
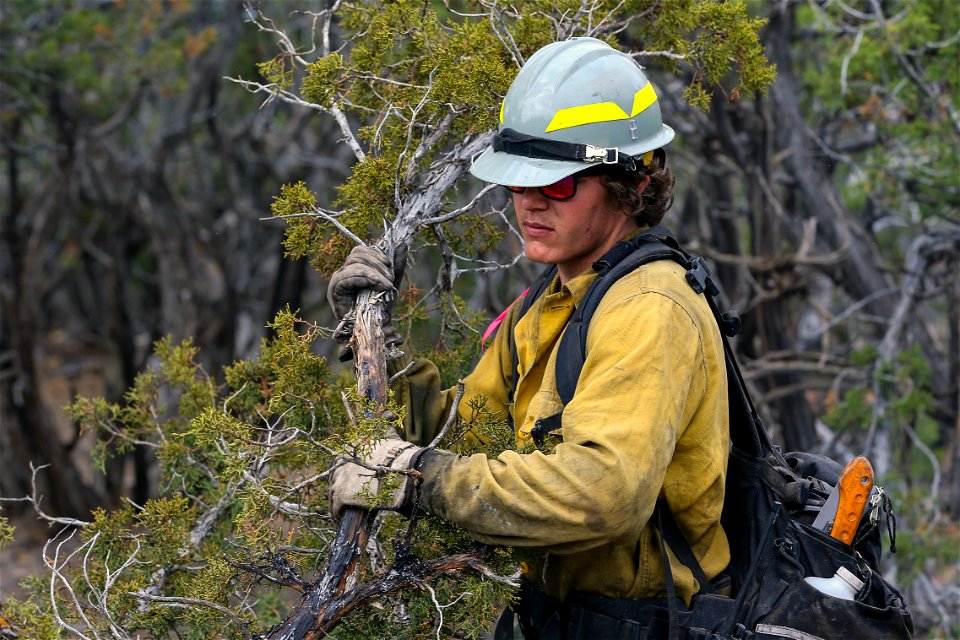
803, 566, 865, 601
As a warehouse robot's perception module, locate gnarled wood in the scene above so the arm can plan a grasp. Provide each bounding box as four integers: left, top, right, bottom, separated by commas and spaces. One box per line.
265, 291, 389, 638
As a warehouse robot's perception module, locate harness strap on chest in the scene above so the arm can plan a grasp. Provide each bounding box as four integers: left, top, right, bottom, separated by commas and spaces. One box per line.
521, 227, 768, 457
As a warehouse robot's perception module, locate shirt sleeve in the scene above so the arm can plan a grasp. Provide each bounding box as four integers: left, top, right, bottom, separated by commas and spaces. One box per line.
391, 301, 522, 446
418, 289, 708, 553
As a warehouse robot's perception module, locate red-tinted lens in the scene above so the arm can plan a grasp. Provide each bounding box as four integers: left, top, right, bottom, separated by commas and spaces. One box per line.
538, 175, 576, 200
502, 175, 577, 200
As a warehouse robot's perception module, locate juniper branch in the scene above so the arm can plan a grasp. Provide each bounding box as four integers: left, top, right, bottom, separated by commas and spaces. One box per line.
0, 463, 92, 527
225, 77, 366, 162
129, 592, 252, 634
43, 528, 99, 639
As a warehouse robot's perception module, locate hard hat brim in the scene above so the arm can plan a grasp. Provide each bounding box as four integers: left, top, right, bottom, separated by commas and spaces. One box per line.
469, 124, 675, 187
469, 147, 584, 186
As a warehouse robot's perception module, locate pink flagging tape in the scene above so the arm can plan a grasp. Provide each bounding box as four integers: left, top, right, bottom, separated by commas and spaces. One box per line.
481, 288, 529, 349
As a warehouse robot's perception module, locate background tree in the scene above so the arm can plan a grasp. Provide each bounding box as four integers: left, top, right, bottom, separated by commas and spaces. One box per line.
1, 0, 349, 517
0, 0, 956, 638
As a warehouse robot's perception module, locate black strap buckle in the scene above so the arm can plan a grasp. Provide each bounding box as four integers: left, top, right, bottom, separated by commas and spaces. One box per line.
719, 311, 741, 337
685, 257, 720, 297
531, 413, 563, 447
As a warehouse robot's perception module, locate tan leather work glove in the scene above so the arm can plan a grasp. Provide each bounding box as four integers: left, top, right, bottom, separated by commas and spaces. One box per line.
328, 435, 426, 519
326, 245, 407, 361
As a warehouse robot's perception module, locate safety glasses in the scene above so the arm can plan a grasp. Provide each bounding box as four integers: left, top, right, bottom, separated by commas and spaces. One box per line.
502, 166, 607, 201
503, 175, 577, 201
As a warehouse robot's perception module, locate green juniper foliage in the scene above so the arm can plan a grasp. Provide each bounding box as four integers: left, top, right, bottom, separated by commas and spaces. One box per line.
796, 0, 959, 224
273, 0, 773, 279
6, 1, 775, 637
0, 513, 13, 549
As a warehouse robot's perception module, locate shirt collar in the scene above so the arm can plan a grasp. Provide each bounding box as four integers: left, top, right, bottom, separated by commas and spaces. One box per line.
547, 225, 651, 307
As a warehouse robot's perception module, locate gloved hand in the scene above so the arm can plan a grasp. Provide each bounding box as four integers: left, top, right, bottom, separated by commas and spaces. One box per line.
327, 245, 396, 320
327, 244, 408, 360
328, 434, 426, 519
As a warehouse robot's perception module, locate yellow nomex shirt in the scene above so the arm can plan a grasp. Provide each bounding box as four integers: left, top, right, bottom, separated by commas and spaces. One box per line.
392, 257, 730, 603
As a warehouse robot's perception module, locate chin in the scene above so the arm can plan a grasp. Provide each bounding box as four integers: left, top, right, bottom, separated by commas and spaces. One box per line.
524, 248, 555, 265
523, 239, 559, 264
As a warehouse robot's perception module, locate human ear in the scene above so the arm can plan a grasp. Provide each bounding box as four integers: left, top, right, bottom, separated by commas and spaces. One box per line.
636, 174, 652, 194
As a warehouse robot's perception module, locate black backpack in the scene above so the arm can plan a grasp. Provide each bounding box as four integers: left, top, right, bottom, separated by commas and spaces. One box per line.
507, 227, 913, 640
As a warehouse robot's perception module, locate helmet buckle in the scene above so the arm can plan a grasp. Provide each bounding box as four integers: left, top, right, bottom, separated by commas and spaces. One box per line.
584, 144, 620, 165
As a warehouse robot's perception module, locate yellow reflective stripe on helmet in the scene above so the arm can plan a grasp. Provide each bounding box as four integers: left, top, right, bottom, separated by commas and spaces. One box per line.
545, 102, 628, 132
544, 84, 659, 133
631, 83, 657, 117
500, 100, 505, 124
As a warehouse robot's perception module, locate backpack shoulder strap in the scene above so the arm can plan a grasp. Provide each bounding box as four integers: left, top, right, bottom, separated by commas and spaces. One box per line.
554, 226, 688, 405
508, 227, 774, 460
553, 228, 772, 458
526, 228, 689, 445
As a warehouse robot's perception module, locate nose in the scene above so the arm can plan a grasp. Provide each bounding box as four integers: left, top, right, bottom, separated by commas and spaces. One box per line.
514, 188, 548, 211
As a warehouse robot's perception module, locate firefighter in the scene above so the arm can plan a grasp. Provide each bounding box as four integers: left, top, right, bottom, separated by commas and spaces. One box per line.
327, 37, 729, 639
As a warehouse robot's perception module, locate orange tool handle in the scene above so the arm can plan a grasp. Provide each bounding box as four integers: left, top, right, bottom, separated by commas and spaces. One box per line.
831, 456, 875, 545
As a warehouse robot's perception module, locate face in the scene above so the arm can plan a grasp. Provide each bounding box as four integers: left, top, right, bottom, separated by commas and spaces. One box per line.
512, 173, 644, 282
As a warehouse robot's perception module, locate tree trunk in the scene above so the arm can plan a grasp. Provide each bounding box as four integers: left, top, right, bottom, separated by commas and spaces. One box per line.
1, 164, 103, 516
